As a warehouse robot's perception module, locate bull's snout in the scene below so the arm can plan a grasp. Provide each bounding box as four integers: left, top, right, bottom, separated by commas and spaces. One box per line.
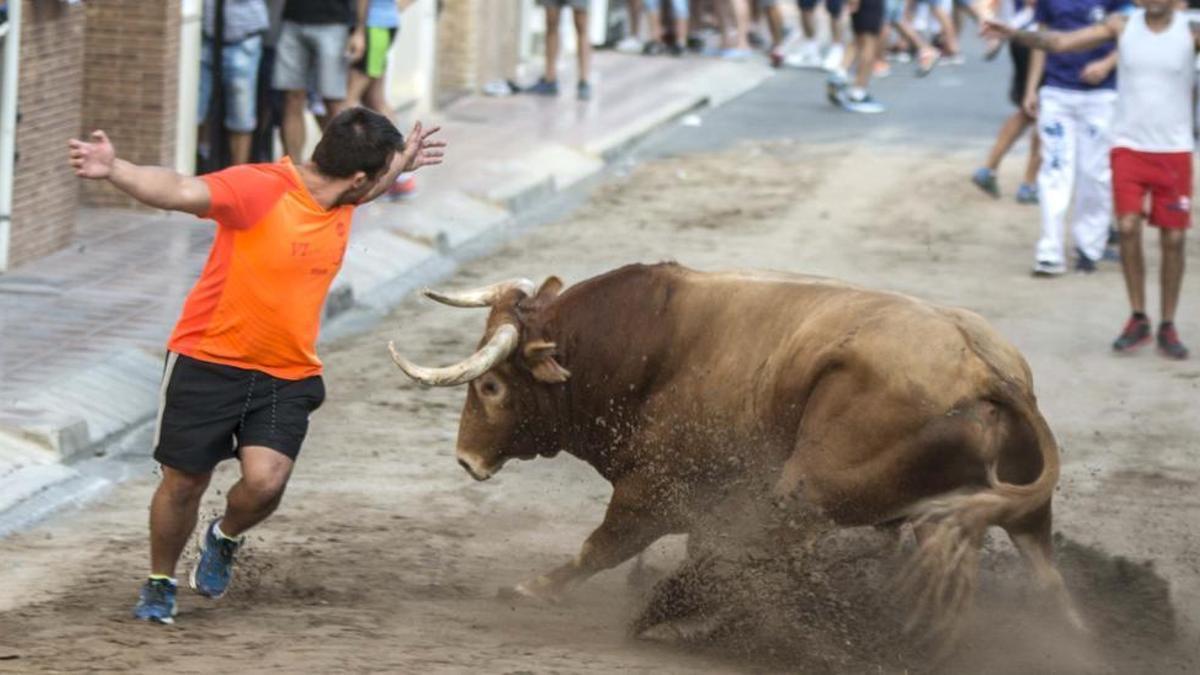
458, 457, 492, 482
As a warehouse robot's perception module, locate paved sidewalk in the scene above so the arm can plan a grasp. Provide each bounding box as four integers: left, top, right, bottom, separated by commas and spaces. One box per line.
0, 52, 771, 524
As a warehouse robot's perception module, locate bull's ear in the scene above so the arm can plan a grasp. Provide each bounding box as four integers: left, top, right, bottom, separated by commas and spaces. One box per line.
523, 340, 571, 383
535, 276, 564, 302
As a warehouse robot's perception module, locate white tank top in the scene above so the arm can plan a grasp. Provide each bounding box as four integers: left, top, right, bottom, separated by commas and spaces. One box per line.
1112, 10, 1196, 153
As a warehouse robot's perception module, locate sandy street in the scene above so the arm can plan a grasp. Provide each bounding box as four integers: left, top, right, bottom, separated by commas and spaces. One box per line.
1, 138, 1198, 673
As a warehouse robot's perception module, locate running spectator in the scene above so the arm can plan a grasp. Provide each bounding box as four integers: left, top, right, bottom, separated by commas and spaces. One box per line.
792, 0, 849, 69
1019, 0, 1126, 276
274, 0, 368, 159
885, 0, 941, 73
756, 0, 791, 66
972, 0, 1040, 203
68, 109, 445, 626
199, 0, 270, 167
828, 0, 888, 112
904, 0, 963, 62
987, 0, 1194, 356
527, 0, 594, 100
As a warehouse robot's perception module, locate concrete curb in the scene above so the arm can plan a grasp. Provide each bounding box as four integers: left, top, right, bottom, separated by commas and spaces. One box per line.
0, 64, 773, 537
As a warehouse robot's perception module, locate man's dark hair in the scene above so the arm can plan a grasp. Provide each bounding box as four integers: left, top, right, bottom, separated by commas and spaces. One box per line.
312, 107, 405, 179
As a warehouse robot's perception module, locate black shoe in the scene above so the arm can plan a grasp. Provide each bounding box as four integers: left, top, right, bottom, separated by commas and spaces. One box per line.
1074, 248, 1097, 273
642, 40, 666, 56
1157, 322, 1190, 360
1113, 314, 1152, 353
666, 42, 684, 57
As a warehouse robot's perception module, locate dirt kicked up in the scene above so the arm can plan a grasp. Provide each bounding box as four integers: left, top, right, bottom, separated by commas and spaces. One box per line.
1, 141, 1198, 673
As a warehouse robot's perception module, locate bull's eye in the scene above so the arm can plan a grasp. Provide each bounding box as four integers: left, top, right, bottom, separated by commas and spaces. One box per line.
479, 377, 504, 399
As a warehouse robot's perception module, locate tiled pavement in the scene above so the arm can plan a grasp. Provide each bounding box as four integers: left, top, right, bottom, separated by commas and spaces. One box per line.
0, 52, 771, 518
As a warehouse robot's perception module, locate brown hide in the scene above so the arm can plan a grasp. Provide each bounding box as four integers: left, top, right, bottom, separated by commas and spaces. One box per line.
428, 263, 1067, 621
503, 263, 1045, 519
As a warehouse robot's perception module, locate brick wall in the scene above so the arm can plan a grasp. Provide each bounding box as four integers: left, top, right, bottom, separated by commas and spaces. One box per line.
81, 0, 181, 209
8, 0, 87, 267
434, 0, 523, 103
434, 0, 479, 101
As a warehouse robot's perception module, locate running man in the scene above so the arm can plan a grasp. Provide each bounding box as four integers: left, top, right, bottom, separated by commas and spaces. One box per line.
828, 0, 888, 112
972, 0, 1041, 203
66, 108, 446, 624
986, 0, 1193, 358
1005, 0, 1127, 276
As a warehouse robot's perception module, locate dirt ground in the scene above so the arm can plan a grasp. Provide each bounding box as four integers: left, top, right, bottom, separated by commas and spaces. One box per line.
1, 141, 1198, 673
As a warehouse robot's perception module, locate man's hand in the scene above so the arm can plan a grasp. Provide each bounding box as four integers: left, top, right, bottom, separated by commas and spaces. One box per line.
980, 18, 1017, 42
846, 0, 860, 13
1080, 57, 1114, 85
1023, 91, 1039, 119
68, 130, 116, 179
399, 121, 446, 173
346, 27, 366, 61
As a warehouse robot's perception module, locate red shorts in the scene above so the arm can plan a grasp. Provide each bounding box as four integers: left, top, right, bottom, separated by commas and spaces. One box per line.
1111, 147, 1193, 229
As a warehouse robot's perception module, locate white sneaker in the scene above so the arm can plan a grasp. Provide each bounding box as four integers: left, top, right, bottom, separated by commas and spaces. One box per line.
822, 43, 846, 73
1032, 259, 1067, 277
784, 43, 824, 69
615, 36, 643, 54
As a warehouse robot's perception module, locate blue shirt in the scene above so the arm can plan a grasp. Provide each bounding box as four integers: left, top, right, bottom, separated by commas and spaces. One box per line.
367, 0, 400, 28
1035, 0, 1128, 90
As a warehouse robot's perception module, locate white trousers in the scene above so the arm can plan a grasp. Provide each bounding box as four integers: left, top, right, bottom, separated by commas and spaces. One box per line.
1035, 86, 1117, 265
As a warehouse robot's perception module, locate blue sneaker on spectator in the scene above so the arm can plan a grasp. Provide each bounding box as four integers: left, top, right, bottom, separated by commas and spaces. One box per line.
971, 168, 1000, 198
190, 520, 242, 599
133, 577, 177, 624
525, 78, 559, 96
1015, 182, 1039, 204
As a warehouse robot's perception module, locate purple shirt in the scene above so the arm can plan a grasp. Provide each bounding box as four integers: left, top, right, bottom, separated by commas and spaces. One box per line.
1035, 0, 1129, 90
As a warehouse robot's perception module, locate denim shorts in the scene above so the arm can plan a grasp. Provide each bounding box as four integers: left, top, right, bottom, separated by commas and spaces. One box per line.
643, 0, 689, 17
199, 34, 263, 133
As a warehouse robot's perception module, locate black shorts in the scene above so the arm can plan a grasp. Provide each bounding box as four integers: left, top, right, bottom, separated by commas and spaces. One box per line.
851, 0, 885, 35
1009, 42, 1030, 107
153, 353, 326, 474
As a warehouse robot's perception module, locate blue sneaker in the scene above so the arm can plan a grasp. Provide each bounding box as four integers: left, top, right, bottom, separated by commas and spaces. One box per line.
189, 520, 242, 599
133, 577, 177, 624
525, 77, 558, 96
972, 168, 1000, 198
1015, 182, 1039, 204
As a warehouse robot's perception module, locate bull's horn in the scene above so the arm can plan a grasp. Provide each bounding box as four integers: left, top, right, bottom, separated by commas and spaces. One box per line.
389, 324, 519, 386
423, 278, 536, 308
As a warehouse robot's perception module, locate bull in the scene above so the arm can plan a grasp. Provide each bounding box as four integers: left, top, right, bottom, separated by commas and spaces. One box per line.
389, 263, 1082, 635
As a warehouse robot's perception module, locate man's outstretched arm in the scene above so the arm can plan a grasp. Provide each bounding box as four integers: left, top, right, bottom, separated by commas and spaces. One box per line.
68, 130, 211, 217
982, 15, 1125, 53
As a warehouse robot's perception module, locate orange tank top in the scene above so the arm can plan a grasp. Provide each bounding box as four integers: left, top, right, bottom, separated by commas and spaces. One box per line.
167, 158, 353, 380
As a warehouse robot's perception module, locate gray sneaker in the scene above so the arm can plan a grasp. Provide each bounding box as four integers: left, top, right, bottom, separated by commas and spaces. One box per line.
1032, 259, 1066, 277
577, 80, 592, 101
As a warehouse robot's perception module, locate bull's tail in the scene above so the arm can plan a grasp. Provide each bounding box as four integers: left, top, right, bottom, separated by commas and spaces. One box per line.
897, 382, 1061, 648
